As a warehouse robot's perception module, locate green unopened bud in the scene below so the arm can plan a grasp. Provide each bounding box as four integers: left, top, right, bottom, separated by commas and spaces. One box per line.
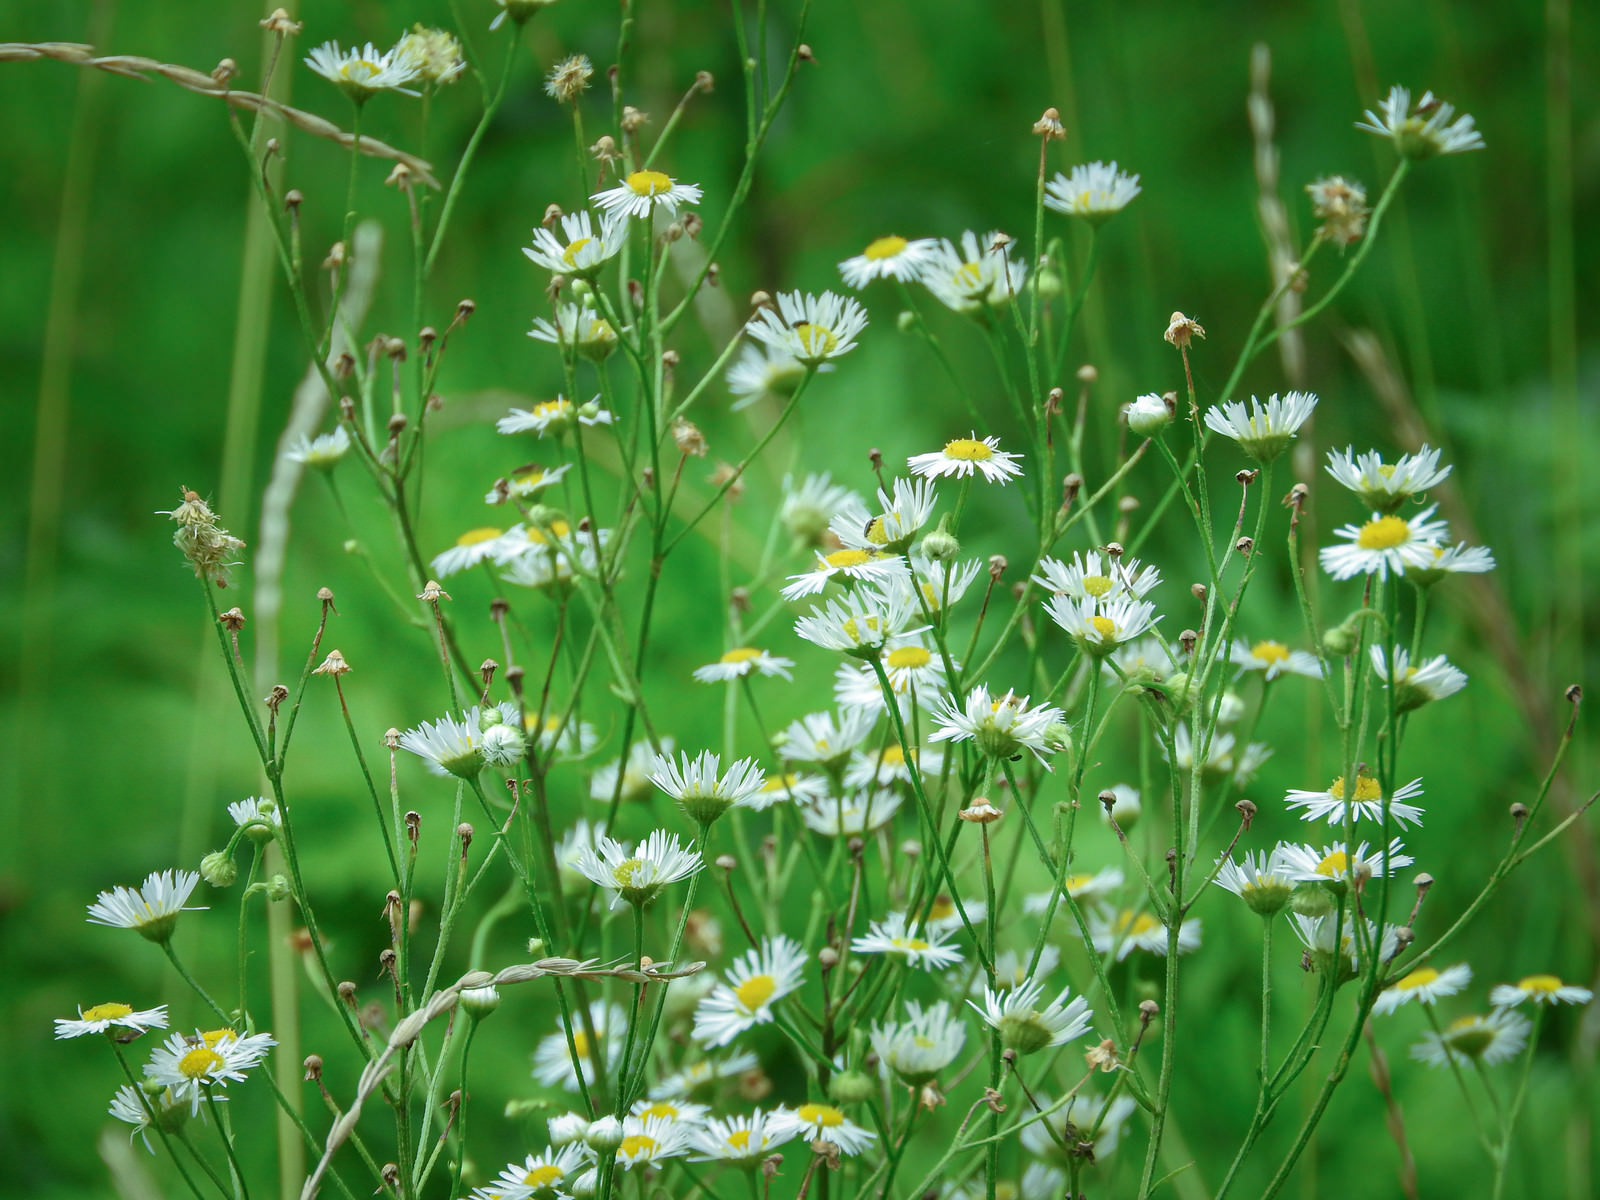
568, 278, 594, 302
265, 874, 293, 903
527, 938, 546, 957
1288, 882, 1334, 918
1323, 617, 1362, 657
459, 985, 501, 1018
896, 310, 916, 334
827, 1070, 876, 1106
584, 1116, 624, 1153
1042, 719, 1073, 756
920, 518, 960, 563
200, 852, 237, 888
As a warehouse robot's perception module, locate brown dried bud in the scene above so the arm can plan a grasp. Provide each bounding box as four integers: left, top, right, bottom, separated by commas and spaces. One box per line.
219, 606, 246, 631
387, 413, 407, 437
261, 9, 303, 35
672, 417, 707, 458
384, 162, 412, 189
1286, 482, 1309, 510
797, 44, 816, 63
1235, 536, 1254, 556
1104, 541, 1125, 560
1179, 629, 1197, 655
417, 580, 450, 602
817, 946, 840, 970
334, 352, 355, 380
265, 684, 289, 710
405, 811, 422, 846
382, 728, 401, 749
1139, 998, 1160, 1022
988, 554, 1007, 580
284, 188, 304, 212
713, 853, 738, 872
694, 70, 715, 93
381, 1164, 400, 1189
1032, 107, 1065, 139
729, 586, 750, 613
959, 798, 1003, 824
1164, 312, 1206, 348
323, 241, 346, 270
683, 212, 703, 239
212, 59, 238, 86
1567, 684, 1583, 705
1191, 583, 1207, 602
750, 290, 774, 311
1084, 1039, 1119, 1072
1414, 873, 1434, 897
1235, 798, 1257, 829
313, 649, 350, 676
303, 1054, 322, 1081
621, 105, 650, 132
337, 981, 358, 1007
455, 298, 476, 320
1118, 495, 1140, 515
457, 822, 473, 853
1062, 473, 1083, 503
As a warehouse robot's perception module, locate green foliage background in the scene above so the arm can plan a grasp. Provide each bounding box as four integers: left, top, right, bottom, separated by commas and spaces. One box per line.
1, 0, 1597, 1196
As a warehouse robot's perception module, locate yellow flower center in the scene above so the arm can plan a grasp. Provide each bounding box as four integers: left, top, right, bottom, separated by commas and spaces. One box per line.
1115, 911, 1160, 937
891, 936, 932, 952
620, 1134, 658, 1158
952, 262, 984, 290
840, 615, 882, 643
626, 170, 673, 196
1082, 574, 1114, 597
612, 857, 644, 888
1251, 640, 1290, 664
1065, 873, 1096, 892
561, 237, 592, 265
942, 437, 994, 461
1357, 515, 1411, 550
81, 1003, 134, 1021
179, 1046, 226, 1080
929, 895, 955, 921
1394, 967, 1439, 991
1519, 974, 1563, 995
720, 647, 764, 664
456, 526, 503, 547
1376, 463, 1396, 478
797, 1103, 844, 1127
639, 1102, 680, 1120
524, 1165, 565, 1188
1090, 615, 1117, 640
878, 744, 907, 766
761, 773, 800, 792
1328, 775, 1383, 802
340, 59, 383, 82
585, 318, 616, 342
534, 399, 573, 419
913, 1034, 935, 1049
825, 548, 875, 569
571, 1031, 592, 1059
886, 646, 932, 670
725, 1129, 753, 1151
794, 322, 838, 358
1448, 1015, 1483, 1032
1315, 851, 1351, 877
734, 974, 778, 1012
864, 235, 909, 260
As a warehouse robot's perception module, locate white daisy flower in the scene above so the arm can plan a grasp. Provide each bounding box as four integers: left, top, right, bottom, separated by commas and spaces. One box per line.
55, 1002, 169, 1040
924, 893, 986, 935
1284, 772, 1426, 828
1372, 963, 1473, 1014
591, 169, 703, 221
794, 586, 924, 658
145, 1028, 277, 1116
870, 1000, 967, 1085
777, 708, 878, 767
1319, 505, 1450, 581
1044, 161, 1141, 222
1163, 726, 1271, 785
1290, 913, 1400, 975
1357, 85, 1484, 159
798, 790, 903, 836
487, 462, 573, 505
693, 935, 807, 1047
227, 797, 281, 831
1021, 1093, 1139, 1163
906, 555, 983, 614
108, 1082, 188, 1151
781, 547, 908, 600
569, 829, 702, 910
745, 290, 869, 366
1488, 975, 1594, 1008
429, 525, 527, 577
1084, 909, 1201, 961
1022, 867, 1126, 918
650, 1052, 760, 1099
931, 685, 1064, 766
1411, 1009, 1530, 1068
1371, 648, 1468, 712
527, 308, 624, 361
1124, 391, 1174, 435
1213, 847, 1298, 917
616, 1114, 691, 1168
86, 870, 205, 943
831, 476, 941, 554
476, 1145, 588, 1199
921, 229, 1027, 313
1230, 638, 1321, 681
838, 234, 939, 288
831, 640, 950, 717
1203, 391, 1318, 462
728, 343, 814, 412
687, 1108, 801, 1165
975, 945, 1062, 994
907, 433, 1023, 484
1324, 445, 1451, 512
969, 977, 1094, 1054
532, 1001, 626, 1090
649, 750, 766, 825
1033, 549, 1161, 603
1407, 540, 1497, 585
752, 771, 831, 808
282, 426, 351, 470
398, 704, 517, 779
843, 741, 941, 789
785, 1102, 876, 1155
523, 211, 625, 278
780, 472, 864, 546
1280, 838, 1415, 884
627, 1099, 710, 1130
304, 41, 420, 100
1107, 634, 1179, 683
851, 912, 965, 970
394, 27, 466, 86
692, 647, 796, 683
1045, 594, 1161, 656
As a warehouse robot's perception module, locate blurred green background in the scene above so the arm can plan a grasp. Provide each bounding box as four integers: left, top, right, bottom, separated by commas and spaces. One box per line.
2, 0, 1597, 1196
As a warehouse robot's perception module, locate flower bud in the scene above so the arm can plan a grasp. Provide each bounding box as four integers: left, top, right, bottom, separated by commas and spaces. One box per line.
1124, 392, 1173, 435
459, 985, 501, 1018
827, 1070, 876, 1106
200, 851, 237, 888
265, 874, 293, 903
549, 1112, 591, 1146
584, 1115, 624, 1153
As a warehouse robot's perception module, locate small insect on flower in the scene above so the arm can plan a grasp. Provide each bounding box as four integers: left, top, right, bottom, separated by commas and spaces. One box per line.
851, 912, 965, 970
55, 1002, 169, 1040
86, 871, 206, 944
1411, 1009, 1530, 1068
907, 434, 1023, 484
745, 290, 869, 366
693, 935, 808, 1047
1319, 505, 1450, 581
838, 234, 939, 288
591, 169, 704, 220
1488, 975, 1594, 1008
1372, 963, 1473, 1014
1357, 85, 1484, 159
523, 211, 626, 278
1044, 161, 1142, 222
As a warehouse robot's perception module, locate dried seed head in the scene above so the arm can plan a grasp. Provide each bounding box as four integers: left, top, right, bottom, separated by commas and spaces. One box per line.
1084, 1039, 1119, 1072
384, 162, 412, 189
1236, 468, 1259, 486
1032, 106, 1065, 139
1235, 798, 1257, 829
266, 684, 290, 709
337, 981, 358, 1006
672, 417, 707, 457
797, 44, 816, 63
1164, 311, 1206, 348
959, 798, 1003, 823
417, 580, 450, 603
1062, 473, 1083, 503
1235, 536, 1254, 556
261, 9, 303, 35
1118, 495, 1140, 515
219, 606, 247, 631
544, 54, 594, 104
313, 649, 350, 676
1139, 998, 1160, 1022
1191, 583, 1207, 602
620, 105, 649, 133
1104, 541, 1125, 560
303, 1054, 323, 1081
1567, 683, 1583, 705
284, 188, 303, 212
817, 946, 840, 969
988, 554, 1008, 581
683, 212, 703, 238
1179, 629, 1198, 655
